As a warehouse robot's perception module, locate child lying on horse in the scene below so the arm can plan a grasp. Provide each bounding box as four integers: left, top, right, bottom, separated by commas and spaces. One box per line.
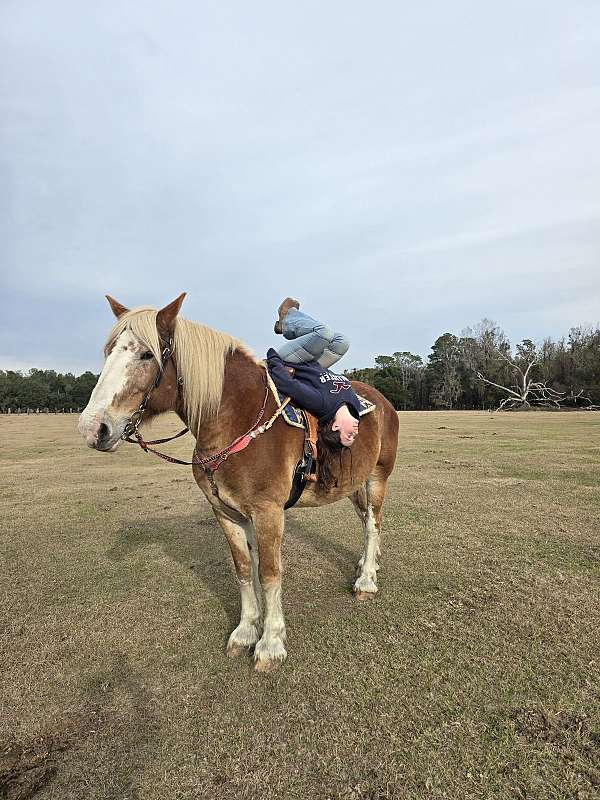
266, 298, 360, 448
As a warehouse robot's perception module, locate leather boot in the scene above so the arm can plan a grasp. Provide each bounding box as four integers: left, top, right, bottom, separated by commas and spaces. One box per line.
274, 297, 300, 334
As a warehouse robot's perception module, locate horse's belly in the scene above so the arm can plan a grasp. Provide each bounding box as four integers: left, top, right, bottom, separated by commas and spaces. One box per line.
293, 460, 374, 508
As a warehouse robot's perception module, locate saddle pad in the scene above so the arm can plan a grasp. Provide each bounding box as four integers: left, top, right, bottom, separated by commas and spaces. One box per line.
265, 369, 376, 430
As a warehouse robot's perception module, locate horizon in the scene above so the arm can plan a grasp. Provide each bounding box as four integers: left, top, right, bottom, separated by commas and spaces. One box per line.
2, 311, 598, 378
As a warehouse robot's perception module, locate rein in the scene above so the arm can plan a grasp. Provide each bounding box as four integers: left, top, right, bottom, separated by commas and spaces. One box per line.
121, 342, 289, 482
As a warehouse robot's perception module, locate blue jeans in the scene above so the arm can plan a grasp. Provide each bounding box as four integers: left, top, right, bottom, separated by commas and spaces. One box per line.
276, 309, 350, 368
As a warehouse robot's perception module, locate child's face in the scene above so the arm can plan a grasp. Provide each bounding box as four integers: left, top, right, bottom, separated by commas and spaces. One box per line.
333, 413, 359, 447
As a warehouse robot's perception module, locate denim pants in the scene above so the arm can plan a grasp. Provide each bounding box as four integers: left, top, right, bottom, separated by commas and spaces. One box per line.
276, 309, 350, 368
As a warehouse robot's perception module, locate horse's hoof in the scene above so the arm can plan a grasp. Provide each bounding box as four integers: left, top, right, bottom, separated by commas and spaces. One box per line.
253, 637, 287, 672
226, 643, 248, 658
354, 590, 377, 601
254, 657, 280, 673
226, 621, 261, 658
354, 575, 378, 597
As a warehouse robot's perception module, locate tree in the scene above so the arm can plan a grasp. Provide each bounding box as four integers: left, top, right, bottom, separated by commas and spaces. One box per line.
0, 368, 99, 411
568, 326, 600, 397
72, 372, 99, 407
344, 367, 378, 387
372, 356, 403, 409
374, 355, 395, 370
427, 333, 462, 409
460, 319, 512, 408
373, 371, 405, 409
477, 353, 597, 410
392, 352, 424, 411
515, 338, 537, 366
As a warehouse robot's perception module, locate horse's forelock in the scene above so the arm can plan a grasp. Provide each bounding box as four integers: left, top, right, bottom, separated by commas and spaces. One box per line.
104, 307, 162, 361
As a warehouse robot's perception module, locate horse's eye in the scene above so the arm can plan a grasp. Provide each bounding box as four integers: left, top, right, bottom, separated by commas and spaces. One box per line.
140, 351, 154, 361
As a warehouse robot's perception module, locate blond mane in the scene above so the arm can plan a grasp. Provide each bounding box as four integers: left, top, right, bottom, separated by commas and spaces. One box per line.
106, 307, 254, 433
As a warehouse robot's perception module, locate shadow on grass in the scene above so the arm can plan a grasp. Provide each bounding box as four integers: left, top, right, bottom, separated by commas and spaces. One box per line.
107, 514, 239, 630
285, 510, 360, 592
75, 652, 162, 798
0, 653, 161, 800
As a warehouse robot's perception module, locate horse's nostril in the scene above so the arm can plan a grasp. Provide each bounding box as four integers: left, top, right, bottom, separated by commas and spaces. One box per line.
97, 422, 109, 442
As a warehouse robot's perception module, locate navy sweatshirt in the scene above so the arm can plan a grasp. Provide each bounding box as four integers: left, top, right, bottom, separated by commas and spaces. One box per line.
266, 348, 361, 423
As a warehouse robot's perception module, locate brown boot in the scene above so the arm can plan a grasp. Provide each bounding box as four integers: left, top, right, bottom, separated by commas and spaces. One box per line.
274, 297, 300, 334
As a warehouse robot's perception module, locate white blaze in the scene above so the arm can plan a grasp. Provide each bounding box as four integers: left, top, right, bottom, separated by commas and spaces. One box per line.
78, 330, 138, 440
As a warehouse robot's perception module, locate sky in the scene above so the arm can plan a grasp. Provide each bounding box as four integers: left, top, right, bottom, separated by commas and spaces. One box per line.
1, 0, 599, 374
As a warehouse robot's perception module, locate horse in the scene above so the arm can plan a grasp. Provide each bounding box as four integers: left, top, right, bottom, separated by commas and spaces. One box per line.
78, 294, 399, 672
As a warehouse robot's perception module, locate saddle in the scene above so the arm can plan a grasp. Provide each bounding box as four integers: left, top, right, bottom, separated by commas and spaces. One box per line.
264, 369, 376, 509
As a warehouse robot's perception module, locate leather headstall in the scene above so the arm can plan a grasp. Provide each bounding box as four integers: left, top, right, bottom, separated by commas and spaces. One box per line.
121, 338, 187, 443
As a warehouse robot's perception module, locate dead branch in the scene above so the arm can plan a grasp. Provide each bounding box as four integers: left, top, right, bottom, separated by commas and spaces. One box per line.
476, 359, 598, 411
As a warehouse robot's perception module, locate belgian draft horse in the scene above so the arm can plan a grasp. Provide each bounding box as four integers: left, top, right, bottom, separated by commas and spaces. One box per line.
78, 294, 399, 672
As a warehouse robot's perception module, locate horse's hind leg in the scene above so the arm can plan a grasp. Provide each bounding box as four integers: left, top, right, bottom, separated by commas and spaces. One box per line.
214, 512, 262, 657
350, 484, 368, 574
352, 471, 387, 599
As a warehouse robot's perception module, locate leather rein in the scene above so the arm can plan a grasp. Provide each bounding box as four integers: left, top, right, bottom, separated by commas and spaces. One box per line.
121, 339, 289, 481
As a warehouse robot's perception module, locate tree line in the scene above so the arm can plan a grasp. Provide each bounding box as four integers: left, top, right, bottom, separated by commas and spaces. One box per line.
2, 319, 598, 412
0, 369, 98, 412
345, 320, 600, 410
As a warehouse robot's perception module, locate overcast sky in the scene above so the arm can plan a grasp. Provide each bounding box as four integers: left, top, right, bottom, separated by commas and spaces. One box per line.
1, 1, 599, 374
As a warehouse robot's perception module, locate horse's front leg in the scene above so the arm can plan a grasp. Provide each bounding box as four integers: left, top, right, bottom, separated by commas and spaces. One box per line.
213, 511, 262, 657
252, 505, 286, 672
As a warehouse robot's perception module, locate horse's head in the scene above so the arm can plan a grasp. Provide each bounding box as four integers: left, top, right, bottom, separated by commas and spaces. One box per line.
78, 293, 186, 451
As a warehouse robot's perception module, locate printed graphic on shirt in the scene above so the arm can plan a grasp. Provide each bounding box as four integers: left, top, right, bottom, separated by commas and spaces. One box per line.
318, 371, 347, 384
330, 379, 352, 394
317, 370, 352, 394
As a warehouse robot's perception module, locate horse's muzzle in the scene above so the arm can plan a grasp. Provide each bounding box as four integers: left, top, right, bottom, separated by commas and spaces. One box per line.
78, 412, 122, 451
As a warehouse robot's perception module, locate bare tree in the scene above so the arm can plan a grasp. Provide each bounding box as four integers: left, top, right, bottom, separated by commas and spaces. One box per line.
477, 355, 598, 411
392, 351, 423, 411
428, 333, 462, 409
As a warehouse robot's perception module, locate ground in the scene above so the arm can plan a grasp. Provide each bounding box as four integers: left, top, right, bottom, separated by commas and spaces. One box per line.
1, 411, 599, 800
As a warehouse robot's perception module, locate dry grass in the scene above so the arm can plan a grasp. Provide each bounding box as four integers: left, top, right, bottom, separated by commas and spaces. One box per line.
1, 411, 599, 800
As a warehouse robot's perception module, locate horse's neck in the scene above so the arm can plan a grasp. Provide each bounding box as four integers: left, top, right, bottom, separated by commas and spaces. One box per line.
192, 349, 267, 452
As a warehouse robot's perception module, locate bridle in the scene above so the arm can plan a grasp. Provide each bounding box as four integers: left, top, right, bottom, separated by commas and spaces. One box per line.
120, 337, 289, 495
121, 338, 180, 441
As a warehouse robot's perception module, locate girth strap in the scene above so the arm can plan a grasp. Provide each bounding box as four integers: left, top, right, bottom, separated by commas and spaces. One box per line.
303, 411, 319, 482
284, 410, 319, 509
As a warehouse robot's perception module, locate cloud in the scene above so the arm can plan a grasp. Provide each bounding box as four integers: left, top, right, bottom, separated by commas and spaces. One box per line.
1, 0, 599, 372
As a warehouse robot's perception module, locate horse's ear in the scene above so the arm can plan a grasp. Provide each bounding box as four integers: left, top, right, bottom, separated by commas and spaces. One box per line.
106, 295, 129, 318
156, 292, 186, 334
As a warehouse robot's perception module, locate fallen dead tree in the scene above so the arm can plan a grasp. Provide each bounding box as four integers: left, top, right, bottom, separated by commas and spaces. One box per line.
476, 357, 599, 411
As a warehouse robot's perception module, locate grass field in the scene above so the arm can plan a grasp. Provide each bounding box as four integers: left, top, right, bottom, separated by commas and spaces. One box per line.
1, 411, 599, 800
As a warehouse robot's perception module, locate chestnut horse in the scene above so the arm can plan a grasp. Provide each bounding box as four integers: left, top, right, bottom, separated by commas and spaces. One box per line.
78, 294, 399, 672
